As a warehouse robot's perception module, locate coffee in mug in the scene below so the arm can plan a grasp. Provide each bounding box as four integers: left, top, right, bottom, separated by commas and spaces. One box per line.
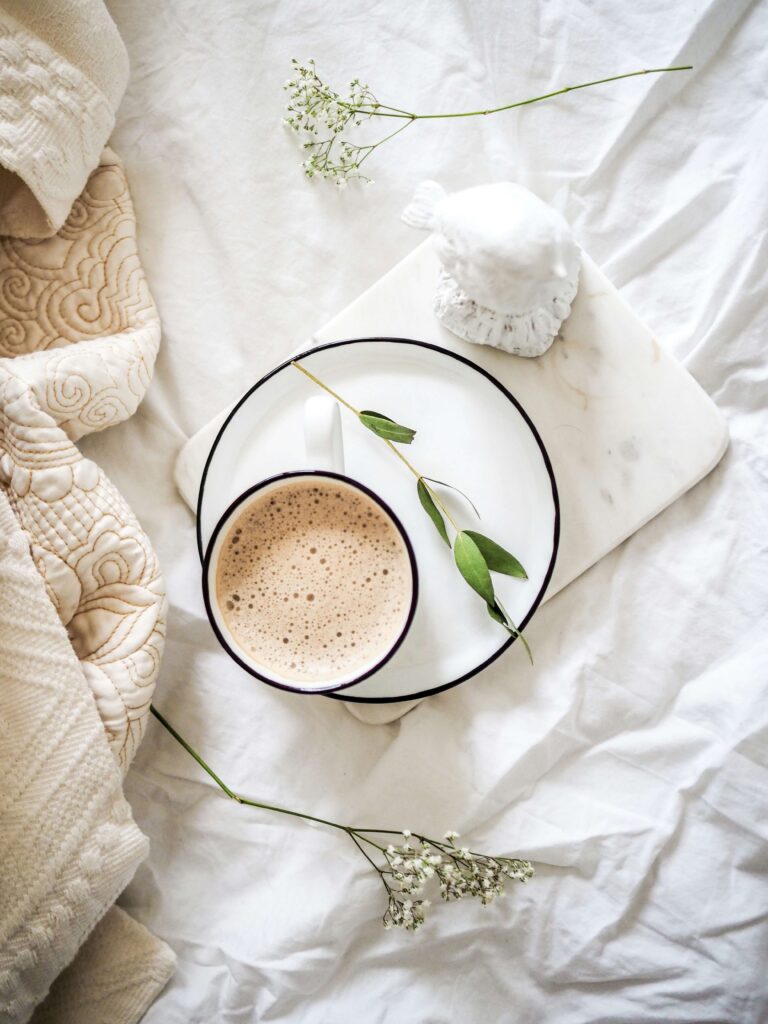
204, 472, 417, 693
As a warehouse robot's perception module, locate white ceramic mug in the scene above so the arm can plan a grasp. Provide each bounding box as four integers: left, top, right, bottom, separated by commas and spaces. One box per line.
202, 397, 418, 694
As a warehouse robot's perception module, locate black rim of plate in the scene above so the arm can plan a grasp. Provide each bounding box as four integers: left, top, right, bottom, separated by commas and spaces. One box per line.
196, 337, 561, 704
202, 470, 419, 695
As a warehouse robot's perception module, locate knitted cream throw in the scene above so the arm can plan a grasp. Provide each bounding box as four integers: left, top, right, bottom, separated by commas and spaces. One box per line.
0, 492, 174, 1024
0, 1, 175, 1020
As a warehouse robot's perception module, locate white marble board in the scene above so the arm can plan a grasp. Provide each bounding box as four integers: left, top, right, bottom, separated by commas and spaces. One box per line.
176, 239, 729, 724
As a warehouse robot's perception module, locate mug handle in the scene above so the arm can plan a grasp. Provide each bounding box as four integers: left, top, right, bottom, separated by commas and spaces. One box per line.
304, 395, 345, 474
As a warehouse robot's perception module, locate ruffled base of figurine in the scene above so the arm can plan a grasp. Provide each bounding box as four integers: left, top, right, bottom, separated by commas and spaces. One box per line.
433, 265, 580, 357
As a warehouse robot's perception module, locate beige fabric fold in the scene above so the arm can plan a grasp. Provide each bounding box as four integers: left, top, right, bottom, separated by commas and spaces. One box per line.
32, 909, 176, 1024
0, 0, 128, 238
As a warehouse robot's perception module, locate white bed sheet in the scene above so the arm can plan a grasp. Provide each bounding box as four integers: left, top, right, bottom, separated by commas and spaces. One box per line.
90, 1, 768, 1020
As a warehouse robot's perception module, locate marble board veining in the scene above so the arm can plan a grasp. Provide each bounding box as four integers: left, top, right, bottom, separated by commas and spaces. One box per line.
177, 239, 728, 725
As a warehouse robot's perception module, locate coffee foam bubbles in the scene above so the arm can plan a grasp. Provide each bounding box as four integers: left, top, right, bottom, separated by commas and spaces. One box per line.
215, 478, 412, 684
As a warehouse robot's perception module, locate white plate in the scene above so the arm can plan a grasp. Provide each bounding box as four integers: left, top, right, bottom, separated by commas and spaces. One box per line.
197, 339, 559, 702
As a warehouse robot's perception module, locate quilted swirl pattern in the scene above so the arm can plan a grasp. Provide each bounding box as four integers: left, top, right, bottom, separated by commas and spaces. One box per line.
0, 151, 164, 770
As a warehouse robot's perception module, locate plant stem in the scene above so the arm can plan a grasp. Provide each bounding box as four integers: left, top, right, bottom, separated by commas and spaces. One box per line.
382, 438, 460, 532
355, 119, 415, 169
150, 706, 421, 848
290, 360, 533, 657
347, 66, 692, 121
494, 597, 533, 665
292, 359, 459, 531
151, 703, 240, 800
151, 705, 349, 834
291, 360, 361, 415
150, 706, 534, 893
374, 102, 417, 117
350, 832, 387, 872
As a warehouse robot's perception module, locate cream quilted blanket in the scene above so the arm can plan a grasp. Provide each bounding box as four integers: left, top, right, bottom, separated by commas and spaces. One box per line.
0, 149, 164, 769
0, 1, 174, 1020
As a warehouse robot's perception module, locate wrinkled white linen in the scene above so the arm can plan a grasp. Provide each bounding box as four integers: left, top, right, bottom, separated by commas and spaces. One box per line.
96, 1, 768, 1020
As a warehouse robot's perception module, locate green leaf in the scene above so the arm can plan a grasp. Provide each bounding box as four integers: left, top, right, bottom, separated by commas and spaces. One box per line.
359, 410, 416, 444
464, 531, 527, 579
454, 532, 495, 605
422, 477, 480, 519
360, 409, 394, 421
487, 601, 505, 625
488, 599, 534, 665
417, 478, 450, 546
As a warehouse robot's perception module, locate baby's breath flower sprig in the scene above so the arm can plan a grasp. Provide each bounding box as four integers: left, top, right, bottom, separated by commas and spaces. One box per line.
291, 359, 533, 662
150, 706, 533, 933
283, 59, 693, 186
283, 58, 410, 185
378, 830, 533, 931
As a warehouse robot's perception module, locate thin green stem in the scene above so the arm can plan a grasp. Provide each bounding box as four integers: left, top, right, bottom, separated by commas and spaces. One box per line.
382, 439, 460, 532
150, 708, 532, 894
291, 360, 361, 415
350, 832, 388, 853
345, 109, 415, 120
346, 66, 692, 121
234, 795, 352, 832
355, 119, 414, 168
150, 704, 239, 800
338, 99, 416, 119
291, 359, 459, 530
350, 828, 410, 837
373, 102, 417, 117
350, 832, 387, 873
150, 708, 453, 856
289, 362, 535, 660
151, 705, 350, 834
150, 706, 428, 847
494, 597, 533, 665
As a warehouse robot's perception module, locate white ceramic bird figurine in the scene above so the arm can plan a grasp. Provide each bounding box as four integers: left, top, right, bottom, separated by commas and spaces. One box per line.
402, 181, 580, 357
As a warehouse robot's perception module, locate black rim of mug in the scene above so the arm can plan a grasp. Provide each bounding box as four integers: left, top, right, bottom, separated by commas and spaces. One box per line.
201, 470, 420, 695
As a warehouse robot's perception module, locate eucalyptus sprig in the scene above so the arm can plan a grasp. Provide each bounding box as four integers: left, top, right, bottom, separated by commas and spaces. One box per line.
151, 706, 534, 933
284, 59, 693, 185
292, 360, 533, 662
